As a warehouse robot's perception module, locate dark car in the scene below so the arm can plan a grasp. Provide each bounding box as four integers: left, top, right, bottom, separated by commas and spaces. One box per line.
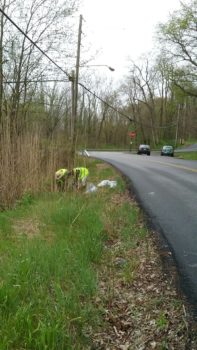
161, 145, 174, 157
137, 144, 151, 156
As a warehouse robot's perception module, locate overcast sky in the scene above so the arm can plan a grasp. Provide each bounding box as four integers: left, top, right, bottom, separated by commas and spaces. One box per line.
78, 0, 181, 80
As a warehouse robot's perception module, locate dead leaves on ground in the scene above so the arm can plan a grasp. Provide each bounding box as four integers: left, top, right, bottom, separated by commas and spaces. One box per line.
88, 191, 197, 350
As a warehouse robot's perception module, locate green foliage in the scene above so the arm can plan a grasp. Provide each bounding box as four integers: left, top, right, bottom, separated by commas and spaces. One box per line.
0, 160, 130, 349
0, 192, 105, 349
156, 312, 169, 330
160, 340, 169, 350
157, 0, 197, 102
0, 213, 12, 239
16, 192, 35, 206
116, 176, 126, 193
2, 157, 185, 349
175, 151, 197, 160
99, 166, 114, 179
119, 203, 147, 244
160, 1, 195, 36
171, 80, 188, 102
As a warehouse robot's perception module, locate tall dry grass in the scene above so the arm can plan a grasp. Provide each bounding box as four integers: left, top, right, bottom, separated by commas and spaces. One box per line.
0, 121, 71, 209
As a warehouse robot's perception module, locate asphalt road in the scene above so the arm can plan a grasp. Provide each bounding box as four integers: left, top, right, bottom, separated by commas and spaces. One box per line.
89, 151, 197, 308
175, 143, 197, 152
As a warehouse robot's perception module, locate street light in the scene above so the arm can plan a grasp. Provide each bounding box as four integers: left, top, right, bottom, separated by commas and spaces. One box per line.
79, 64, 115, 72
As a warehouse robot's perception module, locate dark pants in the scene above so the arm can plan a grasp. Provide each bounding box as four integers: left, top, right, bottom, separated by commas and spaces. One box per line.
56, 178, 66, 192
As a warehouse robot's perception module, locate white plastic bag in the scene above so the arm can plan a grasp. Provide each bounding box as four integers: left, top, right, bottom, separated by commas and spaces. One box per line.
85, 183, 97, 193
97, 180, 117, 188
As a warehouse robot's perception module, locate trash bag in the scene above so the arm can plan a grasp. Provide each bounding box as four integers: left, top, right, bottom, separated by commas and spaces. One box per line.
85, 183, 97, 193
97, 180, 117, 188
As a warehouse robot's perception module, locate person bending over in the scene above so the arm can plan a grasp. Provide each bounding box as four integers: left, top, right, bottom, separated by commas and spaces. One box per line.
70, 167, 89, 190
55, 168, 68, 191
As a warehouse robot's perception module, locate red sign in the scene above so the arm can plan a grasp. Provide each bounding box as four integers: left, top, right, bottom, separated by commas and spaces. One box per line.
128, 131, 136, 138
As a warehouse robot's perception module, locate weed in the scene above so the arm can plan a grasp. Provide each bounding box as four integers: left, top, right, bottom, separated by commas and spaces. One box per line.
156, 312, 169, 330
160, 339, 169, 349
19, 192, 34, 206
122, 258, 139, 283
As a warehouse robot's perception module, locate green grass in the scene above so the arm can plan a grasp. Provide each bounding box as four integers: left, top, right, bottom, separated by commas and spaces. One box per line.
175, 151, 197, 160
0, 194, 104, 349
0, 161, 145, 349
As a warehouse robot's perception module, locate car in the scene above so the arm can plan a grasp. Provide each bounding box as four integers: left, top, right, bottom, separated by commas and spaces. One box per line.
137, 144, 151, 156
161, 145, 174, 157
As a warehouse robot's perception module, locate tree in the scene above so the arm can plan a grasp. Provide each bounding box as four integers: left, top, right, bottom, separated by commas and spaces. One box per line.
123, 58, 161, 145
0, 0, 78, 134
0, 0, 78, 207
158, 0, 197, 97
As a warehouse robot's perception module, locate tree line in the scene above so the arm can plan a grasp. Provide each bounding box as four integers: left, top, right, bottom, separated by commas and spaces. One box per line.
0, 0, 196, 207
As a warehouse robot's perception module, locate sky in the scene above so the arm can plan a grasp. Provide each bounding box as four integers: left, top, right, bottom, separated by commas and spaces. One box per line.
78, 0, 182, 81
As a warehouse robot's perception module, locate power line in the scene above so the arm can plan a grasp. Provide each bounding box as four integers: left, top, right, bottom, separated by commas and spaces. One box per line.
4, 79, 70, 84
79, 83, 177, 129
0, 8, 177, 130
77, 84, 129, 122
0, 8, 132, 122
0, 8, 72, 80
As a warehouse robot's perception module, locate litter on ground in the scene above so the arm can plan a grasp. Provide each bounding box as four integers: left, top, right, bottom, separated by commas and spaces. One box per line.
97, 180, 117, 188
85, 183, 98, 193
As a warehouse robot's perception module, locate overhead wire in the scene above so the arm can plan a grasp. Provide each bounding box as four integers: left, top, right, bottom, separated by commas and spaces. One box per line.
4, 79, 70, 84
78, 83, 177, 128
0, 8, 72, 80
0, 8, 177, 130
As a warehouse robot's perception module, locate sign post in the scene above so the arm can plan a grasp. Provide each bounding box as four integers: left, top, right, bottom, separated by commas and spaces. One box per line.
128, 131, 136, 152
128, 131, 136, 139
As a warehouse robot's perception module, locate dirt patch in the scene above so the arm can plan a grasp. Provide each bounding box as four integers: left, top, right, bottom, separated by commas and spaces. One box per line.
111, 192, 131, 206
13, 218, 40, 238
96, 163, 111, 170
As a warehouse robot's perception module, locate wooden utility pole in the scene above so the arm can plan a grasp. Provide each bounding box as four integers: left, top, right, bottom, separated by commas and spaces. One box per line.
71, 14, 82, 161
175, 104, 180, 148
70, 70, 75, 141
74, 14, 82, 119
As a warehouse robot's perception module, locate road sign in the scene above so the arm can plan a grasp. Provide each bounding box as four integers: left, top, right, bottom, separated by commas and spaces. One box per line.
128, 131, 136, 138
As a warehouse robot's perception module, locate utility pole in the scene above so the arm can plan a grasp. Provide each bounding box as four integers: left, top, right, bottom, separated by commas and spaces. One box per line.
175, 104, 180, 148
74, 14, 82, 119
71, 14, 82, 160
70, 70, 75, 141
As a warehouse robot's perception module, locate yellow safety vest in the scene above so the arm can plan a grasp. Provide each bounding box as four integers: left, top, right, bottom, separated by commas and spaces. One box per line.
55, 169, 68, 180
74, 167, 89, 180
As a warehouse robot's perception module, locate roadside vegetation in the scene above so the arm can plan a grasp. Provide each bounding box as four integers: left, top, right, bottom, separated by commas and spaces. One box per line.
1, 160, 197, 349
0, 0, 197, 347
175, 152, 197, 161
0, 0, 197, 209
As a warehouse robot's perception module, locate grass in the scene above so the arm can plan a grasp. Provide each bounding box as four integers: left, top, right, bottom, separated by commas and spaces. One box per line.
0, 159, 143, 350
175, 151, 197, 160
0, 194, 103, 349
0, 158, 194, 349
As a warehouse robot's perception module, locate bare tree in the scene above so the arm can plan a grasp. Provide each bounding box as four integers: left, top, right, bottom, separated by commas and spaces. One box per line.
1, 0, 78, 134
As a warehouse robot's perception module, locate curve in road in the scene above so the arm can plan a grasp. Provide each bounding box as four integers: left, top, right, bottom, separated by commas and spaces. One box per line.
89, 151, 197, 312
